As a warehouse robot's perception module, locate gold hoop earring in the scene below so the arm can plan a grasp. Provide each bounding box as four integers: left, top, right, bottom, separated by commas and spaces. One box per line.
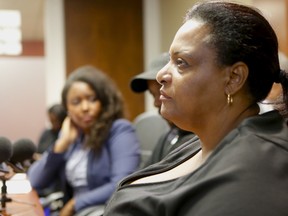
227, 94, 233, 105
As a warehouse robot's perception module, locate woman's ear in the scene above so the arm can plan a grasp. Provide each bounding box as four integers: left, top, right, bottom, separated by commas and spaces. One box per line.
225, 62, 249, 95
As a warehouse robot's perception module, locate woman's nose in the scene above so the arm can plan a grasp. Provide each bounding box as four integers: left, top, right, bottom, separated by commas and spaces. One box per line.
81, 100, 89, 110
156, 66, 165, 85
156, 63, 170, 85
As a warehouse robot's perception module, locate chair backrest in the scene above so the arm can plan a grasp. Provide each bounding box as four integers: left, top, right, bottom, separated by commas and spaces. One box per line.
133, 111, 170, 167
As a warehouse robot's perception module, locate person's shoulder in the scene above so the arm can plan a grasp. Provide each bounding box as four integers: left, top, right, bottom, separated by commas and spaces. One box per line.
40, 128, 53, 135
112, 118, 132, 127
110, 118, 134, 133
38, 128, 55, 141
107, 119, 140, 149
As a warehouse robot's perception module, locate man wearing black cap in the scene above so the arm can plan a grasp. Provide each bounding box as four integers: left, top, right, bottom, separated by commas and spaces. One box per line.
130, 52, 195, 167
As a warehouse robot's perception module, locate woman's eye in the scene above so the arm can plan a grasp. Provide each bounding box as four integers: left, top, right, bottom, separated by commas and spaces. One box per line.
176, 58, 187, 68
70, 99, 80, 105
88, 95, 98, 102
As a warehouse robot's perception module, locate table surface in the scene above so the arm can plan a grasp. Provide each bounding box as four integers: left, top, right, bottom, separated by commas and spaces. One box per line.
0, 174, 45, 216
0, 190, 45, 216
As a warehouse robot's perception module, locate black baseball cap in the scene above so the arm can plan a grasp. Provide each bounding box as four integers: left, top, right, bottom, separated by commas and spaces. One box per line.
130, 52, 169, 93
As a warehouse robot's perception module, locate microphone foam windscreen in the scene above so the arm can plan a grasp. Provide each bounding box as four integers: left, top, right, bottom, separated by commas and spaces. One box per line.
11, 138, 36, 163
0, 136, 13, 163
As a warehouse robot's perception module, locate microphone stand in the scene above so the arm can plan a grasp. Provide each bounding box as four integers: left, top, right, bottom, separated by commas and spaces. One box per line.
0, 166, 36, 216
0, 178, 12, 215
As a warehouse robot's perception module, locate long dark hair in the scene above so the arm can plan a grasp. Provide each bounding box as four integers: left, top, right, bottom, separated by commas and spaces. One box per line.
62, 65, 125, 152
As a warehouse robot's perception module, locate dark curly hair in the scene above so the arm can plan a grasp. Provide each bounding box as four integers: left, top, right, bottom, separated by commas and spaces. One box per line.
61, 65, 125, 152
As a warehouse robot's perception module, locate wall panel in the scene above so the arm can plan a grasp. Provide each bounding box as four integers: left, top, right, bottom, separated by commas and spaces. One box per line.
64, 0, 144, 120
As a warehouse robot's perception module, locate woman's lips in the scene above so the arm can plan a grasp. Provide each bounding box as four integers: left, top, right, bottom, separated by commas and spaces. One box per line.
160, 89, 171, 100
82, 116, 93, 123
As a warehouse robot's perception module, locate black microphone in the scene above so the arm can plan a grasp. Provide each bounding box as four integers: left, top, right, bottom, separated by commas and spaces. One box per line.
0, 138, 37, 210
0, 137, 13, 163
0, 137, 13, 173
8, 138, 36, 173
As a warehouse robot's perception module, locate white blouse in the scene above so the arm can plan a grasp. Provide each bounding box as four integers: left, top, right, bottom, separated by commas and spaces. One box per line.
65, 143, 90, 197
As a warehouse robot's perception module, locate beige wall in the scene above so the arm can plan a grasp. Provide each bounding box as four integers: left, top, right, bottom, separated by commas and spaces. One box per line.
253, 0, 288, 55
0, 57, 46, 143
159, 0, 256, 52
160, 0, 198, 52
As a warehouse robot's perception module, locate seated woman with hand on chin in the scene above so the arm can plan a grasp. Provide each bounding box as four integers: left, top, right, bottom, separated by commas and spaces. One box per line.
103, 1, 288, 215
28, 65, 140, 216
